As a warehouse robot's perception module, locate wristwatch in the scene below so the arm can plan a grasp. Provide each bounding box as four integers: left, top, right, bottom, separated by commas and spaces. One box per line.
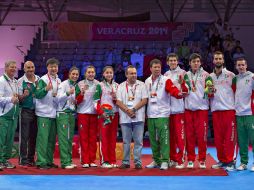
132, 107, 137, 113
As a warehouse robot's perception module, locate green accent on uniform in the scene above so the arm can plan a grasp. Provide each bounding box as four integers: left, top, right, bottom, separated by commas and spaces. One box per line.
34, 79, 48, 99
147, 117, 169, 164
1, 105, 19, 120
20, 80, 37, 109
232, 76, 237, 85
184, 74, 191, 91
56, 112, 75, 167
236, 115, 254, 165
0, 117, 18, 163
93, 84, 102, 101
36, 116, 57, 166
75, 84, 81, 96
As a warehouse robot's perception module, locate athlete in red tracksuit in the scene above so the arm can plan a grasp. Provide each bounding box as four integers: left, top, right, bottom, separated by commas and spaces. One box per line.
76, 66, 99, 168
164, 53, 188, 169
184, 53, 210, 169
93, 66, 119, 168
210, 51, 237, 171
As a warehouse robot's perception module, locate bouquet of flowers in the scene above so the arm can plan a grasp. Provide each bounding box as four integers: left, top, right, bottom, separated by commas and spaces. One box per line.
100, 104, 115, 126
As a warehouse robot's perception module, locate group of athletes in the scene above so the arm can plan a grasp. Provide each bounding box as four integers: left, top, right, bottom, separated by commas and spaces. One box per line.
0, 51, 253, 172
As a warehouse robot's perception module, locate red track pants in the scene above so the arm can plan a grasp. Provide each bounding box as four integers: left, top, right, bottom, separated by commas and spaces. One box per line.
185, 110, 208, 162
98, 113, 119, 165
77, 114, 98, 164
170, 113, 185, 164
212, 110, 237, 164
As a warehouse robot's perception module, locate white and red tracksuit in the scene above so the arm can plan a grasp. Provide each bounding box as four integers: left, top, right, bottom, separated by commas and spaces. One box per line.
93, 81, 119, 165
76, 79, 99, 165
210, 68, 237, 164
165, 66, 188, 164
184, 67, 209, 162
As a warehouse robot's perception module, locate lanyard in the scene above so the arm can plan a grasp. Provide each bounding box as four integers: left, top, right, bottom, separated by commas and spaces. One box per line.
126, 82, 138, 97
47, 74, 58, 91
149, 75, 161, 92
104, 81, 115, 93
4, 74, 18, 94
190, 70, 199, 88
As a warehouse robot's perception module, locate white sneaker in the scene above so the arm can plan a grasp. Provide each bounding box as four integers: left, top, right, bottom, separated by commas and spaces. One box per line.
187, 161, 194, 169
101, 162, 113, 169
175, 163, 185, 169
211, 162, 225, 169
146, 161, 160, 168
160, 162, 168, 170
82, 164, 89, 168
111, 164, 118, 168
199, 162, 206, 169
71, 163, 77, 168
225, 163, 236, 172
251, 165, 254, 172
64, 165, 75, 169
168, 160, 177, 168
90, 163, 97, 167
236, 163, 247, 171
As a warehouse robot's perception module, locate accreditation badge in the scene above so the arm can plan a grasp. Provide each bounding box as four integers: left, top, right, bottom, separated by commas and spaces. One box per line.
150, 92, 157, 103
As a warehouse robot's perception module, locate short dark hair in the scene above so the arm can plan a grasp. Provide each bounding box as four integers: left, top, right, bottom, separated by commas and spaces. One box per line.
149, 58, 161, 68
46, 58, 60, 67
125, 65, 136, 75
235, 57, 247, 64
166, 53, 178, 61
46, 58, 60, 66
213, 51, 224, 59
189, 53, 201, 62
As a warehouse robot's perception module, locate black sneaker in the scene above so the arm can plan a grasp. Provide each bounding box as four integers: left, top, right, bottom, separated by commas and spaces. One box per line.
37, 165, 50, 170
47, 163, 59, 168
134, 164, 143, 169
119, 163, 130, 169
4, 161, 16, 169
27, 162, 36, 167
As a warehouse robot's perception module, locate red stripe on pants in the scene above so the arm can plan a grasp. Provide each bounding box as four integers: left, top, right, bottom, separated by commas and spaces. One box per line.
185, 110, 208, 162
170, 113, 185, 164
212, 110, 236, 163
98, 113, 119, 164
77, 114, 98, 164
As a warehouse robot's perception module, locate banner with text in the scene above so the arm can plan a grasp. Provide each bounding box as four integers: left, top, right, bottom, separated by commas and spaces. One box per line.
44, 22, 209, 41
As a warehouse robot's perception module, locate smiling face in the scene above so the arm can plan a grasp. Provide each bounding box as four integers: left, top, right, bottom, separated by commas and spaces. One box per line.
69, 69, 79, 82
47, 63, 58, 77
5, 62, 17, 79
24, 61, 35, 76
85, 67, 96, 81
236, 59, 247, 74
103, 67, 114, 82
167, 56, 178, 70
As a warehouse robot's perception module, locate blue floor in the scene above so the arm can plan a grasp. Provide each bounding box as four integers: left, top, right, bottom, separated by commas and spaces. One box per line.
0, 148, 253, 190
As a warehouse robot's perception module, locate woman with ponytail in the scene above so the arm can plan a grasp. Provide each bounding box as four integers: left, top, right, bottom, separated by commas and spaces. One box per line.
93, 66, 119, 168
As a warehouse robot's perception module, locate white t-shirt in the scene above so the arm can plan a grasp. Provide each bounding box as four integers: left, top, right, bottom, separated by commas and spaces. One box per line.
116, 80, 148, 124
